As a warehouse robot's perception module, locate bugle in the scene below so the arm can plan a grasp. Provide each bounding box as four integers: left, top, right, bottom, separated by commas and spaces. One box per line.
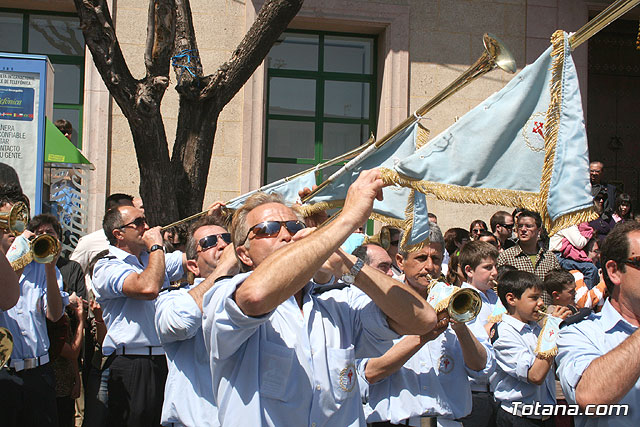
10, 234, 61, 271
0, 201, 28, 236
447, 288, 482, 323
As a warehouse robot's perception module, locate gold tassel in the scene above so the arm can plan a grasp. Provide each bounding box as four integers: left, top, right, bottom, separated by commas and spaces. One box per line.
487, 313, 504, 323
297, 200, 345, 217
416, 124, 430, 149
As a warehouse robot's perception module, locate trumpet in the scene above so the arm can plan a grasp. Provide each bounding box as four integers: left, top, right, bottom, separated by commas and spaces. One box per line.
9, 234, 61, 271
447, 288, 482, 323
0, 201, 28, 236
363, 226, 391, 250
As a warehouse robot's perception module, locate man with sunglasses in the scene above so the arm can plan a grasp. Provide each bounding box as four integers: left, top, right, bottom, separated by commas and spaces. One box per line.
92, 204, 187, 427
489, 211, 515, 251
556, 221, 640, 426
202, 169, 438, 427
155, 210, 239, 427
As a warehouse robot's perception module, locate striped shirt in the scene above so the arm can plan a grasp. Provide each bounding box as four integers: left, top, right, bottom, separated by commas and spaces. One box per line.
571, 270, 606, 310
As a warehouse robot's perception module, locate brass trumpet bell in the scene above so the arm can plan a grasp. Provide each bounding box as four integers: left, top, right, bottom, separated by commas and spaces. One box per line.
0, 202, 28, 236
363, 226, 391, 250
31, 234, 61, 264
448, 288, 482, 323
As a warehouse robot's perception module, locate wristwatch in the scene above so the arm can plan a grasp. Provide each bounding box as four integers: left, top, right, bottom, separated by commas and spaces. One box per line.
341, 257, 365, 285
149, 244, 164, 253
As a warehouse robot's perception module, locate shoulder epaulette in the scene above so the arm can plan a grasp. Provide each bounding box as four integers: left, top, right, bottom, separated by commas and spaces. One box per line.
489, 322, 499, 344
313, 282, 350, 295
560, 307, 592, 328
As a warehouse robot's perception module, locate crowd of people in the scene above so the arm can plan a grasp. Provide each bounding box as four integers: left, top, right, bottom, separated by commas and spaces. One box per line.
0, 160, 639, 427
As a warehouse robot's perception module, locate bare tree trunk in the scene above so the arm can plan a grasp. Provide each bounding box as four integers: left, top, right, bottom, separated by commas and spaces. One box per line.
75, 0, 303, 225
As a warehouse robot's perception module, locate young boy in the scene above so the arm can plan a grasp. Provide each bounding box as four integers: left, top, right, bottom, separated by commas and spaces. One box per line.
458, 240, 500, 427
492, 271, 571, 426
544, 269, 577, 311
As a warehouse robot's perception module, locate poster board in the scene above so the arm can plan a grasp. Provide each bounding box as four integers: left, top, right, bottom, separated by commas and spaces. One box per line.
0, 53, 54, 216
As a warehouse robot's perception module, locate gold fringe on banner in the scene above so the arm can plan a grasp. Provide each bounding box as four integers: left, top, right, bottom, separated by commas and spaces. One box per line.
10, 253, 32, 271
537, 30, 598, 235
380, 168, 540, 210
297, 200, 345, 217
416, 124, 430, 149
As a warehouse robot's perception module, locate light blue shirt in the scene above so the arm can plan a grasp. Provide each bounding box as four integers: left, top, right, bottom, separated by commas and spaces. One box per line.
0, 262, 67, 360
93, 246, 184, 355
359, 326, 494, 423
462, 282, 499, 392
155, 278, 218, 427
556, 300, 639, 426
492, 314, 555, 416
202, 272, 398, 427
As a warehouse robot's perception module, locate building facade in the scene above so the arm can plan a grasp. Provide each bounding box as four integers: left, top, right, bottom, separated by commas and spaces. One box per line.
1, 0, 638, 233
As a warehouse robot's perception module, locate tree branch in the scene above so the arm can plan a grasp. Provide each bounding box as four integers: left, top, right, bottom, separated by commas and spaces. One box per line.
172, 0, 204, 98
145, 0, 176, 78
199, 0, 304, 105
73, 0, 138, 110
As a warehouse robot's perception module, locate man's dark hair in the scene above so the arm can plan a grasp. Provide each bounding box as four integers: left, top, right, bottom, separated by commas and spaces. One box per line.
185, 214, 228, 260
27, 213, 63, 240
459, 240, 498, 280
54, 119, 73, 135
477, 229, 498, 243
105, 193, 134, 211
352, 245, 370, 265
103, 207, 124, 246
0, 163, 22, 190
0, 182, 29, 209
517, 209, 542, 228
543, 269, 575, 296
498, 270, 544, 308
490, 210, 512, 233
427, 213, 437, 222
601, 221, 640, 293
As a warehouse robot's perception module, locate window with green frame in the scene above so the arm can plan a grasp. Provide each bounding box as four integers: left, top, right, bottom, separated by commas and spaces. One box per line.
0, 8, 85, 148
264, 30, 377, 184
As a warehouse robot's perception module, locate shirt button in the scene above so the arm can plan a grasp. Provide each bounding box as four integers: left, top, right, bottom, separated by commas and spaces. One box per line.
312, 423, 317, 427
21, 331, 27, 336
423, 386, 428, 390
316, 385, 321, 391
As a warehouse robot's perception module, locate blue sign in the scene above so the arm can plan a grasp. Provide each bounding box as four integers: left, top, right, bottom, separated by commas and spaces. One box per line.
0, 85, 35, 121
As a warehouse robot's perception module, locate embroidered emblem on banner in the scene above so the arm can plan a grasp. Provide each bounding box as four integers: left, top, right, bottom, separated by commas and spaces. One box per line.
339, 364, 356, 392
523, 112, 546, 152
438, 354, 454, 374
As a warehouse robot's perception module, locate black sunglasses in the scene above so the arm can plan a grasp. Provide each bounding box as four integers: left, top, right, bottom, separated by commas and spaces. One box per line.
120, 216, 146, 229
198, 233, 231, 251
244, 220, 306, 243
624, 256, 640, 270
499, 223, 514, 230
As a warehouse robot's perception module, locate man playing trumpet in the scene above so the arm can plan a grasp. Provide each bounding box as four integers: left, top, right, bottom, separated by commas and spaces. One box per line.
359, 224, 493, 427
0, 190, 67, 427
202, 169, 438, 426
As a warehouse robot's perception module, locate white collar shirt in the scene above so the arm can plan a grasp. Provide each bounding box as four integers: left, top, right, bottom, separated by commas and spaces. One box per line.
556, 300, 639, 426
92, 245, 184, 355
155, 277, 218, 427
462, 282, 499, 391
492, 314, 555, 416
360, 326, 493, 424
0, 262, 68, 360
202, 272, 399, 427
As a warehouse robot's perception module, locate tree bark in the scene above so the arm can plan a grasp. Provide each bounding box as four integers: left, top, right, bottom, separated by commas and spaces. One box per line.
75, 0, 304, 226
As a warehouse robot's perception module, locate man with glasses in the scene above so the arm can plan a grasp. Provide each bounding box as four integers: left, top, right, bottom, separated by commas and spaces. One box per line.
92, 204, 187, 426
497, 210, 560, 305
489, 211, 515, 251
155, 208, 239, 427
556, 221, 640, 426
0, 207, 67, 427
202, 169, 438, 426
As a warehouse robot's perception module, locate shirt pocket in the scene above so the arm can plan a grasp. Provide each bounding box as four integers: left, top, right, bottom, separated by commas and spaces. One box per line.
327, 345, 357, 402
259, 340, 295, 401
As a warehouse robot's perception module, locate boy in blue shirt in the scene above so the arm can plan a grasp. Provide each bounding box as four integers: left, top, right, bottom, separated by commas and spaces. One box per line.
491, 270, 570, 426
459, 240, 499, 427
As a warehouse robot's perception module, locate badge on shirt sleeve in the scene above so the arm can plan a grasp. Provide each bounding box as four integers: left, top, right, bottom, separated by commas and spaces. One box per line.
438, 354, 454, 374
339, 363, 356, 392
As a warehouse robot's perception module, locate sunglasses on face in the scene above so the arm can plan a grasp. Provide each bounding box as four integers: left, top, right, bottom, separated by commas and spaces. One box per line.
472, 228, 484, 234
244, 220, 306, 243
198, 233, 231, 252
500, 223, 514, 230
624, 256, 640, 270
120, 216, 147, 229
